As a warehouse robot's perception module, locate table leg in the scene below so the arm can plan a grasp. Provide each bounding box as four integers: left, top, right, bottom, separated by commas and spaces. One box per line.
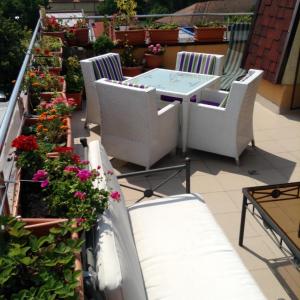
181, 100, 189, 153
239, 195, 247, 246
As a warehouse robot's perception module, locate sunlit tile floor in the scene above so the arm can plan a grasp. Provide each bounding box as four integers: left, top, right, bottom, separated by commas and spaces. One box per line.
73, 96, 300, 300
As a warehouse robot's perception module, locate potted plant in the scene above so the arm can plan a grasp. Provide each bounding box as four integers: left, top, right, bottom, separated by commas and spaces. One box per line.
24, 69, 66, 112
144, 43, 165, 68
65, 19, 89, 47
10, 142, 116, 232
147, 23, 179, 44
0, 216, 84, 299
194, 20, 226, 42
120, 41, 143, 76
36, 35, 63, 57
93, 34, 115, 55
40, 7, 65, 41
32, 55, 63, 75
65, 56, 84, 110
113, 0, 145, 45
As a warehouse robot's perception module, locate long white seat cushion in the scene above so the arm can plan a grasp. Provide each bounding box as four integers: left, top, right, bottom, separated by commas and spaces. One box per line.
128, 194, 266, 300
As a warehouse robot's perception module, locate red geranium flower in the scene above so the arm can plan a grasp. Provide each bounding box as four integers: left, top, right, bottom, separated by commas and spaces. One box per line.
12, 135, 38, 151
54, 146, 73, 153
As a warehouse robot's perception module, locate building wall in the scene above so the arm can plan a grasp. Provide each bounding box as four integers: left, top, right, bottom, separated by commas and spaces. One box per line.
282, 20, 300, 84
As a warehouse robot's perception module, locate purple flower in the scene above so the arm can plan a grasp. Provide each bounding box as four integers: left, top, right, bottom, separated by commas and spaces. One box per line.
64, 165, 79, 173
110, 191, 121, 202
76, 169, 92, 181
33, 170, 48, 182
41, 179, 49, 188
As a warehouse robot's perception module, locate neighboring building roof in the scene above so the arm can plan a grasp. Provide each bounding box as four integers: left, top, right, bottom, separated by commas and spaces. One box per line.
244, 0, 299, 83
157, 0, 257, 26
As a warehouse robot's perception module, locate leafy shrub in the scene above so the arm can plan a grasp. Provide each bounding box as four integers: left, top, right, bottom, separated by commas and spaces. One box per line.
93, 34, 115, 55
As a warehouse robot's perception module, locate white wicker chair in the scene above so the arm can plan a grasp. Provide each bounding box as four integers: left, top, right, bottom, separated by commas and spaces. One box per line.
95, 78, 180, 169
80, 53, 124, 127
187, 69, 263, 164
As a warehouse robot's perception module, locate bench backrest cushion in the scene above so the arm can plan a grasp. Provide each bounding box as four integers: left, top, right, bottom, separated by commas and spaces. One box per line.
88, 140, 147, 300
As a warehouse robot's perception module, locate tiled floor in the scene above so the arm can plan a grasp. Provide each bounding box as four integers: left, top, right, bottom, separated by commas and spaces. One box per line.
73, 97, 300, 300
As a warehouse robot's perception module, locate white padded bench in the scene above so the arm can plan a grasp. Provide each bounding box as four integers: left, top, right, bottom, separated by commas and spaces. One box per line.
88, 140, 266, 300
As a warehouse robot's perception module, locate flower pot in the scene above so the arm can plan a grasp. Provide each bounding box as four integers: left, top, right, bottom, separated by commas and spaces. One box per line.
194, 26, 226, 42
40, 76, 66, 101
122, 66, 143, 76
66, 91, 82, 110
114, 29, 145, 45
48, 57, 63, 75
42, 30, 65, 42
144, 53, 163, 68
75, 27, 89, 46
148, 29, 179, 44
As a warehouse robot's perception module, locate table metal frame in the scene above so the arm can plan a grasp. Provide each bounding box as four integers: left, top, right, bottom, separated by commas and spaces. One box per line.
239, 182, 300, 270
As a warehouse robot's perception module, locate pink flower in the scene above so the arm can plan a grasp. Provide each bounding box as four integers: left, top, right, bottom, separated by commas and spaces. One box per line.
41, 179, 49, 188
97, 165, 101, 170
156, 43, 161, 48
107, 170, 114, 175
74, 191, 86, 200
64, 165, 79, 173
76, 217, 86, 226
153, 47, 157, 54
76, 169, 92, 181
33, 170, 48, 182
81, 160, 89, 165
110, 191, 121, 202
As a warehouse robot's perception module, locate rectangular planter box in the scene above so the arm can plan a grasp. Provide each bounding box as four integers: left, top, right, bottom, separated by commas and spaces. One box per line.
114, 29, 145, 45
194, 26, 226, 42
42, 30, 65, 42
40, 76, 66, 101
148, 29, 179, 45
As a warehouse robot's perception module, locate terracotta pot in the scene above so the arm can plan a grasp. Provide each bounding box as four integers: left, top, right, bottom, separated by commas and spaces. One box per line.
144, 53, 163, 68
66, 91, 82, 110
194, 26, 226, 42
148, 29, 179, 44
75, 27, 89, 46
114, 29, 145, 45
42, 31, 65, 42
40, 76, 66, 101
122, 66, 143, 76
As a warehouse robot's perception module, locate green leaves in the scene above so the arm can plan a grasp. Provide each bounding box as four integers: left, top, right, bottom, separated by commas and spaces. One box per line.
0, 217, 82, 299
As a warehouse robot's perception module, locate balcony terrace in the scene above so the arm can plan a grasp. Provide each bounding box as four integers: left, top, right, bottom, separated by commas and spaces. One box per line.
0, 6, 300, 300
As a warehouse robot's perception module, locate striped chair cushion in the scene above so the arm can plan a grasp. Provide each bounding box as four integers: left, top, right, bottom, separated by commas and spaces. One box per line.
176, 52, 216, 75
104, 79, 148, 89
219, 93, 230, 108
220, 23, 251, 91
92, 54, 124, 81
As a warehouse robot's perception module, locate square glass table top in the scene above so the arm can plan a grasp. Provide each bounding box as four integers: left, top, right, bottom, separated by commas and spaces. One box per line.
125, 68, 219, 95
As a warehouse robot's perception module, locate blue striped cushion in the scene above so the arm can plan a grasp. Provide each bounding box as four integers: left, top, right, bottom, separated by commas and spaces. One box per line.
177, 52, 216, 75
93, 54, 124, 81
104, 79, 148, 89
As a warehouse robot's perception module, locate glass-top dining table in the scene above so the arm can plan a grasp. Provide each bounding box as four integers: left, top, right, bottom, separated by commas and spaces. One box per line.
124, 68, 220, 153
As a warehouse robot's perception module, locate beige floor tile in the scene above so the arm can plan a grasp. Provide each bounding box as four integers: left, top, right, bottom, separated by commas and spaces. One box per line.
233, 236, 286, 271
250, 168, 287, 185
262, 151, 298, 169
189, 174, 224, 193
212, 211, 259, 241
257, 140, 290, 154
226, 189, 244, 210
279, 166, 300, 182
250, 269, 291, 300
200, 191, 239, 214
276, 265, 300, 299
254, 129, 276, 142
278, 137, 300, 152
214, 171, 257, 191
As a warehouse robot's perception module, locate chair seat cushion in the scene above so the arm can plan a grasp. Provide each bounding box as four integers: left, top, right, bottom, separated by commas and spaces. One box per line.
128, 194, 266, 300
